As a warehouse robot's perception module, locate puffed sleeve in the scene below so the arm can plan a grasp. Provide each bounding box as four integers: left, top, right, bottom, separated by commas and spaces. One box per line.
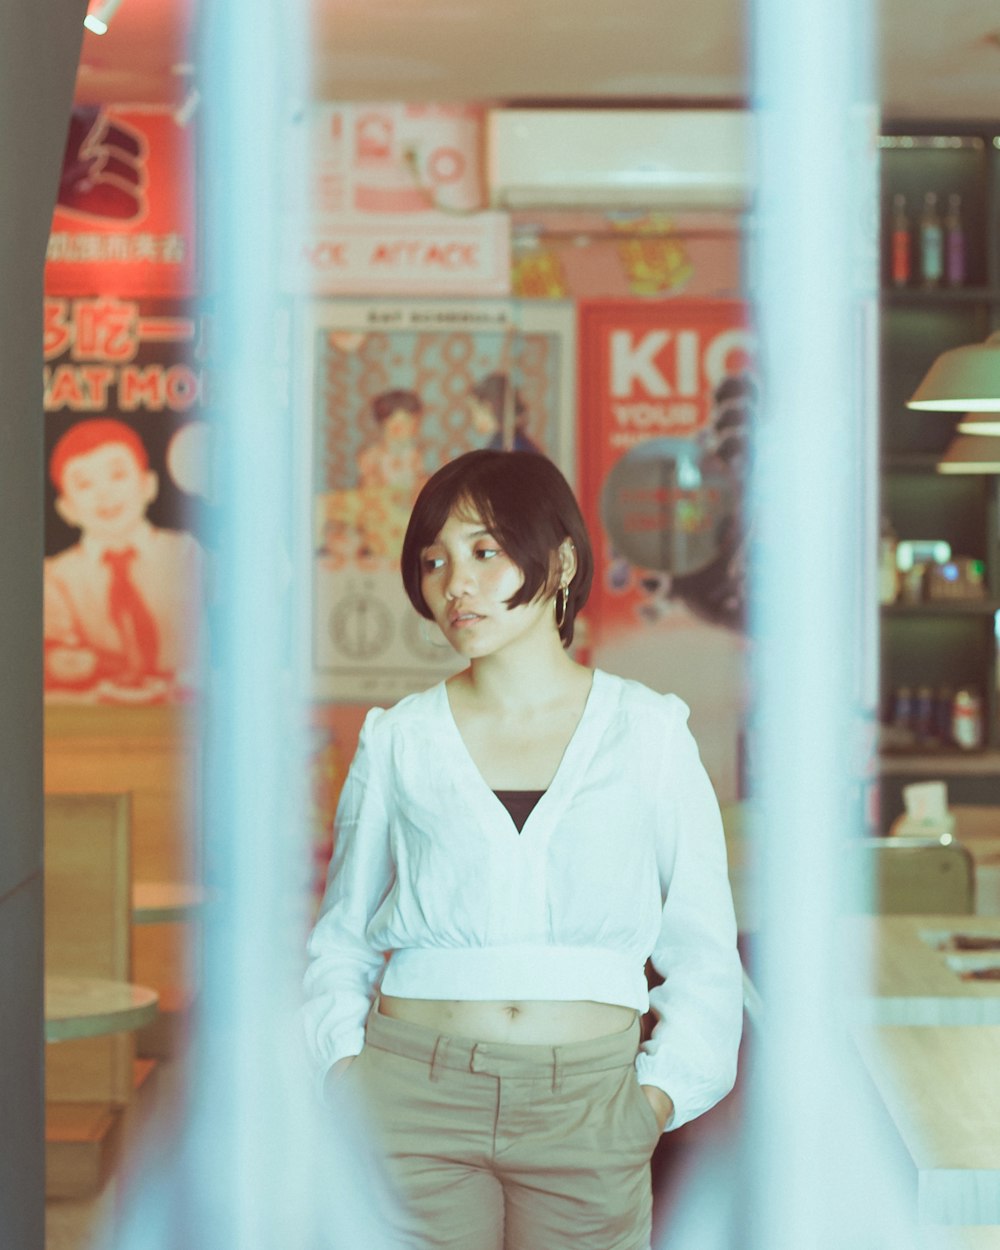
301, 707, 394, 1090
634, 696, 744, 1131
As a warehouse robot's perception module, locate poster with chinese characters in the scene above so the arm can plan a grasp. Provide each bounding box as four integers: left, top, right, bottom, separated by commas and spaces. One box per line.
46, 106, 196, 298
304, 299, 575, 702
578, 299, 757, 800
43, 297, 210, 704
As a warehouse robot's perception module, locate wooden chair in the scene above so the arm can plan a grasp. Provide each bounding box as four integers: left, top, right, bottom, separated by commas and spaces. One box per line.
852, 837, 975, 916
44, 792, 149, 1198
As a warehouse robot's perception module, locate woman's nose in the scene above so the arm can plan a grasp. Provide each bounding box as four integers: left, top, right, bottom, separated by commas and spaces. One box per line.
443, 559, 476, 599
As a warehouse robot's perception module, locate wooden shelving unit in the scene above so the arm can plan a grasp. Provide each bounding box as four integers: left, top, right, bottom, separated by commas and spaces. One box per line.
878, 124, 1000, 825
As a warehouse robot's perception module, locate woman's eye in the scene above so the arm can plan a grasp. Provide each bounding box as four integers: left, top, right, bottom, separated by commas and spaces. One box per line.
475, 547, 500, 560
421, 555, 444, 571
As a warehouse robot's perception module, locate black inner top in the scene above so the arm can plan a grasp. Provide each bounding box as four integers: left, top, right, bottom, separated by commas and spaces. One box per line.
493, 790, 545, 834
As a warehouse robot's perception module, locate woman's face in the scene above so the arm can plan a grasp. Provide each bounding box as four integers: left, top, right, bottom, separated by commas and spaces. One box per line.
419, 507, 554, 659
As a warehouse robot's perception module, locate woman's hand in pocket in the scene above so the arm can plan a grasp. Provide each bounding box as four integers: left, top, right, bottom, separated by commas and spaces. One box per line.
322, 1055, 357, 1104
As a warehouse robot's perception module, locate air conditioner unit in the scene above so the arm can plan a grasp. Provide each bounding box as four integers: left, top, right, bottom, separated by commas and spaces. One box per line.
487, 109, 752, 210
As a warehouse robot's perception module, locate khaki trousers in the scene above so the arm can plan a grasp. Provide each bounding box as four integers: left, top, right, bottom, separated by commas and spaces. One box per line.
342, 1007, 660, 1250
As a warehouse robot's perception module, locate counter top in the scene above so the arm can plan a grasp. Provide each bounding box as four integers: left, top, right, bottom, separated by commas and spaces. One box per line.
845, 914, 1000, 1025
854, 1025, 1000, 1226
918, 1231, 1000, 1250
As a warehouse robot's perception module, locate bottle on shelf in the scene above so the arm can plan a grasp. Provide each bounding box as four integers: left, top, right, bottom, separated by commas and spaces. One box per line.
878, 515, 899, 603
936, 684, 954, 745
952, 687, 983, 751
890, 193, 912, 287
919, 191, 944, 288
914, 685, 937, 746
944, 192, 966, 287
891, 685, 913, 733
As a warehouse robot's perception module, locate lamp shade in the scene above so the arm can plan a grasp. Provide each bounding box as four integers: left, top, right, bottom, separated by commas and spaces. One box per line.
956, 412, 1000, 436
936, 434, 1000, 474
907, 330, 1000, 412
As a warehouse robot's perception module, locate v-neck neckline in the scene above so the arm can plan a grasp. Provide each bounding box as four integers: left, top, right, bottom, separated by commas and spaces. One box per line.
439, 669, 605, 837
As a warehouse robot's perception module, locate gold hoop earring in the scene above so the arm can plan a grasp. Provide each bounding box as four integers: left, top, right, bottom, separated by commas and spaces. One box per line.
555, 583, 569, 630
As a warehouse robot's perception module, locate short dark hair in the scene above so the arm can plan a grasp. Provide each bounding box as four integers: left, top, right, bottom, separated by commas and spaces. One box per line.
401, 450, 593, 648
372, 389, 423, 425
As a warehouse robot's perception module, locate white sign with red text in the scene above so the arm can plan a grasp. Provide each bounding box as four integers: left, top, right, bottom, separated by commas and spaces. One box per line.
283, 103, 510, 297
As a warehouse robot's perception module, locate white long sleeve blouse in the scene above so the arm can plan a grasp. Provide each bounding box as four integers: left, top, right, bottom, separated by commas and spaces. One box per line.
302, 668, 744, 1131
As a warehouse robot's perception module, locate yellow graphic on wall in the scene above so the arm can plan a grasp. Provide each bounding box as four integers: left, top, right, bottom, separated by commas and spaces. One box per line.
512, 247, 568, 299
613, 215, 693, 296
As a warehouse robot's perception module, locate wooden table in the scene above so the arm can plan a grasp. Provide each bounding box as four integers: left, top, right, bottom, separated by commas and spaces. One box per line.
131, 881, 206, 925
854, 1025, 1000, 1227
45, 975, 159, 1043
918, 1230, 1000, 1249
845, 915, 1000, 1026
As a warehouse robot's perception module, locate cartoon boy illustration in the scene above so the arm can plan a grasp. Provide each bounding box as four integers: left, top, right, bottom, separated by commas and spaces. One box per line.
44, 417, 203, 697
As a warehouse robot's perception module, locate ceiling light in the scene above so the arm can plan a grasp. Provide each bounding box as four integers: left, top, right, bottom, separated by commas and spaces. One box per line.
84, 0, 124, 36
936, 434, 1000, 474
907, 330, 1000, 412
956, 412, 1000, 436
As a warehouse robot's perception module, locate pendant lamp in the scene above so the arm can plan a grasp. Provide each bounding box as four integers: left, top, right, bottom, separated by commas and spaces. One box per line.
956, 412, 1000, 436
907, 330, 1000, 412
936, 434, 1000, 474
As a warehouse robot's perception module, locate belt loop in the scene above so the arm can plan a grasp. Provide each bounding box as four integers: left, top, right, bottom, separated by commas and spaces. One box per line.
551, 1046, 561, 1095
429, 1036, 444, 1083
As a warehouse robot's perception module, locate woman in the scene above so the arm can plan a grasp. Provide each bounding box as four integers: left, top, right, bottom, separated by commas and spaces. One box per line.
302, 450, 743, 1250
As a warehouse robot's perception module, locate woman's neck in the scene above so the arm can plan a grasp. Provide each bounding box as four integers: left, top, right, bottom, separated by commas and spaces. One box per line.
455, 642, 589, 716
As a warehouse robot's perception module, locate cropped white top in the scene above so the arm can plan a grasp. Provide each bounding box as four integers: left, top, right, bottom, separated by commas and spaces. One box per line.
301, 669, 744, 1131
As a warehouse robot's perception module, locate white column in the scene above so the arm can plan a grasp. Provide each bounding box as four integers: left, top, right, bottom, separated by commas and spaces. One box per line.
745, 2, 912, 1247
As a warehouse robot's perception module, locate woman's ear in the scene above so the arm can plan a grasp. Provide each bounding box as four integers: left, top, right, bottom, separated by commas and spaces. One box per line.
558, 538, 578, 586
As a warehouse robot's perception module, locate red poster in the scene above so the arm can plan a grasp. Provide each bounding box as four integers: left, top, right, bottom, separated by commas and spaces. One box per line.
46, 107, 196, 298
578, 300, 756, 799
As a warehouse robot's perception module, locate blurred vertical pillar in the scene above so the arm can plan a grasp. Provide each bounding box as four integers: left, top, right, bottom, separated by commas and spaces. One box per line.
0, 2, 85, 1247
746, 0, 888, 1244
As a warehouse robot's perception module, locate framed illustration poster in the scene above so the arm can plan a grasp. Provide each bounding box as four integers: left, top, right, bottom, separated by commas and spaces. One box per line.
302, 299, 576, 702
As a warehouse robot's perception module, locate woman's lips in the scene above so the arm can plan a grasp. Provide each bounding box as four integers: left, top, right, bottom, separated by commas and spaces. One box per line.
449, 612, 484, 629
